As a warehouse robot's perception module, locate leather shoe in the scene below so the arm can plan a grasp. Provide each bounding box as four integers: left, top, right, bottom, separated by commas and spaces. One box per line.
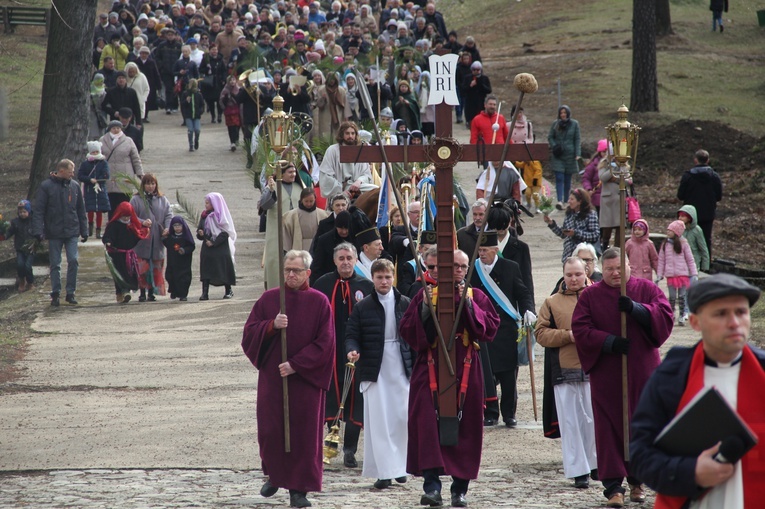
65, 294, 78, 305
483, 418, 497, 426
289, 491, 312, 508
260, 480, 278, 497
343, 451, 358, 468
629, 484, 646, 503
420, 490, 442, 506
504, 418, 517, 428
450, 492, 468, 507
395, 476, 407, 483
573, 474, 589, 489
374, 479, 391, 489
606, 492, 624, 508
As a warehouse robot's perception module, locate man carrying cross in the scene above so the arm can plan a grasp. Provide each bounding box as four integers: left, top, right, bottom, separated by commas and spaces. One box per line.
400, 249, 499, 507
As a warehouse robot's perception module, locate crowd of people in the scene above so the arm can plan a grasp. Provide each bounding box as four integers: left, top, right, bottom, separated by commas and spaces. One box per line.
7, 1, 759, 509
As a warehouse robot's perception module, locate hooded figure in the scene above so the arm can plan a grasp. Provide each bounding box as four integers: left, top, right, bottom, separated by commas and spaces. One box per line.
102, 202, 150, 303
624, 219, 658, 281
162, 216, 196, 301
677, 204, 709, 272
197, 192, 237, 299
77, 140, 112, 238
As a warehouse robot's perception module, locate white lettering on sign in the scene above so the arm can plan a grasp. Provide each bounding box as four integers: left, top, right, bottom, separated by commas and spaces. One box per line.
428, 54, 460, 106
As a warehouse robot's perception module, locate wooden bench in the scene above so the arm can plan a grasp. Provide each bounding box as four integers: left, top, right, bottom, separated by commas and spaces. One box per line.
1, 6, 51, 35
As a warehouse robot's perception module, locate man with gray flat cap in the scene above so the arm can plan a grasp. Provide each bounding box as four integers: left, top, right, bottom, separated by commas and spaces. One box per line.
630, 274, 764, 509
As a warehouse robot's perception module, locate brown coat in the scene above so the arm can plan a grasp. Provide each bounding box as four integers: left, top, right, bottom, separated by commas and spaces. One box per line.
536, 282, 590, 373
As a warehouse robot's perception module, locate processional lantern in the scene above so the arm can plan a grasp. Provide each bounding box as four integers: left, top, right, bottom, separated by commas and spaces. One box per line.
263, 93, 292, 154
605, 104, 640, 167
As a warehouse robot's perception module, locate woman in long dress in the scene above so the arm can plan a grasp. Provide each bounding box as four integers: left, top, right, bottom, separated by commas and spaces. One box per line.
130, 174, 173, 301
102, 202, 150, 304
196, 192, 236, 300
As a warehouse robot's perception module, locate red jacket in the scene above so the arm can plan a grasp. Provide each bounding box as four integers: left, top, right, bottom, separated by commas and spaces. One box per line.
470, 111, 508, 145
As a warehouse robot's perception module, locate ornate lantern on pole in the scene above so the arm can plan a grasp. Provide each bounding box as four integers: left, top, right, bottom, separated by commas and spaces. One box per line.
262, 91, 295, 454
605, 104, 640, 462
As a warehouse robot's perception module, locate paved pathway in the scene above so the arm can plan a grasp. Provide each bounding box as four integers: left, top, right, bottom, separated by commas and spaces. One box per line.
0, 108, 699, 508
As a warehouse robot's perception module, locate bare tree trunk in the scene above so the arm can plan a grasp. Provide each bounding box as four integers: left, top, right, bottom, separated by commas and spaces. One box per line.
28, 0, 98, 197
631, 0, 659, 112
656, 0, 673, 36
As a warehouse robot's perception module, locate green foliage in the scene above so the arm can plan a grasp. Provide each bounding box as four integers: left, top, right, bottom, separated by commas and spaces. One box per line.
174, 190, 201, 228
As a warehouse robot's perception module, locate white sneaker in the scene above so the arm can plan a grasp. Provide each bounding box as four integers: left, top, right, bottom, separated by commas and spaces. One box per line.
678, 314, 686, 326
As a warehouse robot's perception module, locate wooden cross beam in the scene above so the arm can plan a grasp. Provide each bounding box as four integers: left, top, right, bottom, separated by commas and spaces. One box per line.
339, 59, 547, 445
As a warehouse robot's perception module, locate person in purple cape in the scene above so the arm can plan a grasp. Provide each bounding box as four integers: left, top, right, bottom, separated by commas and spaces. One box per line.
242, 250, 335, 509
400, 249, 500, 508
572, 247, 673, 508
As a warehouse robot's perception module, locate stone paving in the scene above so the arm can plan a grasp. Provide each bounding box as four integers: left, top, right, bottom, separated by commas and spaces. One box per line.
0, 103, 703, 508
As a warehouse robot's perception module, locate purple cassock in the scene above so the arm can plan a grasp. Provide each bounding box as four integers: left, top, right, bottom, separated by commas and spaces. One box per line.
401, 287, 500, 480
242, 286, 336, 493
571, 277, 673, 480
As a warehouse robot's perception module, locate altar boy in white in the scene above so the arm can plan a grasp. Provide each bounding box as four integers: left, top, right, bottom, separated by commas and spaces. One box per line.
346, 258, 413, 489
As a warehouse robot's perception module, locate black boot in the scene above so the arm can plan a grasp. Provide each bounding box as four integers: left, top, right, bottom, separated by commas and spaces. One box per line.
289, 490, 311, 508
148, 288, 156, 302
188, 131, 194, 151
200, 281, 210, 301
88, 222, 94, 237
50, 292, 60, 307
194, 131, 200, 150
95, 227, 101, 239
223, 285, 233, 299
139, 288, 147, 302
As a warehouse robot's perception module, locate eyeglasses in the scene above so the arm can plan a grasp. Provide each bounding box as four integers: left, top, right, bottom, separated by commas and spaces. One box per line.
426, 265, 437, 270
284, 268, 307, 274
454, 264, 469, 270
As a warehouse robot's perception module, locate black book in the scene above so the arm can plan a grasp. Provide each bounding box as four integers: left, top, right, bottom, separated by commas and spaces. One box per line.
654, 386, 758, 457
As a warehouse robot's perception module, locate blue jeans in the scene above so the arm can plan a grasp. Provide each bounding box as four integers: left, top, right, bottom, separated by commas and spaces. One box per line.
555, 172, 572, 202
185, 118, 201, 133
48, 237, 79, 296
16, 250, 35, 284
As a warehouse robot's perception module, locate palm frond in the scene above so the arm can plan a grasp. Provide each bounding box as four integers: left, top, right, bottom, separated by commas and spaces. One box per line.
114, 172, 148, 211
104, 249, 131, 290
174, 190, 201, 227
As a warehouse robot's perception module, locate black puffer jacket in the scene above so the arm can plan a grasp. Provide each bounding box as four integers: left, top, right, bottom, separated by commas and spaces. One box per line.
345, 288, 413, 382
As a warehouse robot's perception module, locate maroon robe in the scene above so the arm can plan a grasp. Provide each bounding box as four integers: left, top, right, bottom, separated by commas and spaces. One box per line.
571, 277, 673, 480
242, 287, 335, 493
401, 287, 500, 480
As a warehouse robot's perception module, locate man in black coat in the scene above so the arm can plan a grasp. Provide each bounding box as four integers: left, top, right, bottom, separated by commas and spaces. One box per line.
101, 72, 143, 127
456, 198, 487, 261
486, 201, 535, 304
118, 108, 143, 153
313, 242, 374, 469
134, 45, 161, 122
389, 201, 420, 284
676, 149, 723, 257
469, 231, 534, 428
153, 29, 183, 112
309, 210, 354, 285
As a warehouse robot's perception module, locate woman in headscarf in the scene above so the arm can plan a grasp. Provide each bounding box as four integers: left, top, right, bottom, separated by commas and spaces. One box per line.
393, 80, 420, 132
102, 202, 150, 304
344, 73, 361, 122
219, 75, 242, 152
196, 192, 237, 300
77, 140, 111, 239
89, 74, 108, 140
124, 62, 150, 122
311, 70, 346, 143
162, 216, 196, 302
130, 174, 173, 302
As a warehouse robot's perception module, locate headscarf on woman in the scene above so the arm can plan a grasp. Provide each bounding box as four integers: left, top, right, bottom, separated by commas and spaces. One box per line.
169, 216, 195, 245
109, 202, 150, 239
344, 73, 360, 121
204, 192, 237, 262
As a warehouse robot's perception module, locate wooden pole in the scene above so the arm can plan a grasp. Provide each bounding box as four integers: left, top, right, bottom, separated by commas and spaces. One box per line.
526, 322, 538, 421
618, 168, 629, 462
275, 161, 291, 453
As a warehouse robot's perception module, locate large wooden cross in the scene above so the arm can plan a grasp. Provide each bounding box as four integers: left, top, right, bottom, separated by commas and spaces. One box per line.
339, 57, 547, 445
